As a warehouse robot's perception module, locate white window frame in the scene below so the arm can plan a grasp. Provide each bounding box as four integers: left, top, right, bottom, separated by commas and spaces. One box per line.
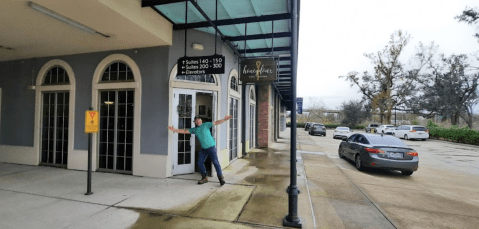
227, 69, 241, 161
92, 54, 142, 173
249, 85, 256, 150
34, 59, 76, 165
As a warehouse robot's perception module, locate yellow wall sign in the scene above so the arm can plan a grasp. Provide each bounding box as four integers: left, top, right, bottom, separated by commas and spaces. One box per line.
85, 110, 99, 133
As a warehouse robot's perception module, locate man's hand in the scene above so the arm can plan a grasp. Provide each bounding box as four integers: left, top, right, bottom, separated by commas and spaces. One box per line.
224, 115, 233, 120
167, 126, 175, 131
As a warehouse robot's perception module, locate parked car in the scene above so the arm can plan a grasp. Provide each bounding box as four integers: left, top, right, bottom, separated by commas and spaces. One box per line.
309, 123, 326, 136
333, 127, 351, 139
365, 124, 379, 133
305, 122, 315, 131
304, 122, 313, 131
393, 125, 429, 141
377, 125, 396, 135
338, 133, 419, 175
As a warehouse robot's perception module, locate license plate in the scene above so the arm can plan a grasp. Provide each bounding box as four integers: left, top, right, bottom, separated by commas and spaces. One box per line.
388, 152, 403, 158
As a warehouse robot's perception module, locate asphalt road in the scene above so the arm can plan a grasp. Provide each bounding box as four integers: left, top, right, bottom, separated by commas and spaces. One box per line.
300, 129, 479, 228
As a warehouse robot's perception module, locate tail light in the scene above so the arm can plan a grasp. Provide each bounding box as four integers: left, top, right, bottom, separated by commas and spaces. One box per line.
410, 130, 417, 132
425, 130, 429, 132
365, 148, 385, 154
406, 152, 418, 156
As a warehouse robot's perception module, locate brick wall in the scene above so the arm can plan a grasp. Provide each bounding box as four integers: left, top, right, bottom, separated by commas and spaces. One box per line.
258, 85, 271, 148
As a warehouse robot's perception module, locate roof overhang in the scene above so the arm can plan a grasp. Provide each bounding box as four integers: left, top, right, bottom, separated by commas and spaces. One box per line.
0, 0, 173, 61
142, 0, 298, 109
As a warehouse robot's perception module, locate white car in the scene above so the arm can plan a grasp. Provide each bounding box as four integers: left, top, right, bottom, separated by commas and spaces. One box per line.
333, 127, 351, 139
377, 125, 396, 135
393, 125, 429, 141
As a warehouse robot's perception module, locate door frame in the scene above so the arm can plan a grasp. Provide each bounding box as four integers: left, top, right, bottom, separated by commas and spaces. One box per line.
34, 59, 76, 166
171, 88, 196, 175
168, 64, 221, 177
92, 54, 142, 173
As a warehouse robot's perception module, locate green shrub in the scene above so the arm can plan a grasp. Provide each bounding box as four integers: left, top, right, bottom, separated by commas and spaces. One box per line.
427, 121, 479, 144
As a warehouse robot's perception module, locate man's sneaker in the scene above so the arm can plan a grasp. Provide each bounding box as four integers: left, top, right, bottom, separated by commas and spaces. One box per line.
218, 175, 225, 186
198, 175, 208, 184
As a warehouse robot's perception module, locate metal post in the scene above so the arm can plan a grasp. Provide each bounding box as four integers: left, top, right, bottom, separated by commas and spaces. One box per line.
283, 0, 301, 227
85, 107, 93, 195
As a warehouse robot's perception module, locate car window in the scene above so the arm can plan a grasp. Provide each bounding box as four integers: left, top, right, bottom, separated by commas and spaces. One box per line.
367, 135, 408, 147
357, 135, 369, 144
386, 125, 395, 128
337, 127, 349, 131
348, 134, 359, 142
371, 124, 378, 127
413, 126, 427, 131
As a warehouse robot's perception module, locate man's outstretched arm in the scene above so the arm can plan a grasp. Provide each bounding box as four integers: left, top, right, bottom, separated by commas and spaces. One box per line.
213, 115, 233, 126
167, 126, 190, 134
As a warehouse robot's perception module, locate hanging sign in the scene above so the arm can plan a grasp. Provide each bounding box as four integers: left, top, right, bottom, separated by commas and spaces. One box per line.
240, 58, 277, 82
177, 55, 225, 75
85, 110, 99, 133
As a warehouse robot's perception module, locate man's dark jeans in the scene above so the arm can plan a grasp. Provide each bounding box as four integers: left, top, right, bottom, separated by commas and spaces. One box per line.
197, 146, 223, 177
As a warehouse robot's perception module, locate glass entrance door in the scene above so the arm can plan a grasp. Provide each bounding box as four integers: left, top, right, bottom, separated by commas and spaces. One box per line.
172, 89, 196, 175
98, 90, 134, 173
41, 92, 69, 166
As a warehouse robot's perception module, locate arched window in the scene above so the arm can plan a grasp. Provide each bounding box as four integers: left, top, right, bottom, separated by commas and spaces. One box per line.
230, 76, 238, 91
101, 62, 134, 82
43, 66, 70, 85
175, 74, 215, 83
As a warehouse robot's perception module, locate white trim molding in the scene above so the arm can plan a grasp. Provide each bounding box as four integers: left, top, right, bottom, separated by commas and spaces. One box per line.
168, 64, 221, 177
91, 54, 143, 175
33, 59, 76, 167
227, 68, 242, 161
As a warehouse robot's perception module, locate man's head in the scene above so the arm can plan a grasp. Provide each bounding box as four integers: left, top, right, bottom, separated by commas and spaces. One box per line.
194, 115, 203, 126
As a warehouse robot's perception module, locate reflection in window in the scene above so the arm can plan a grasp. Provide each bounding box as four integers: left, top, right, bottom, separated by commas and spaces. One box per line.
176, 74, 215, 83
101, 62, 134, 82
43, 66, 70, 85
230, 76, 238, 91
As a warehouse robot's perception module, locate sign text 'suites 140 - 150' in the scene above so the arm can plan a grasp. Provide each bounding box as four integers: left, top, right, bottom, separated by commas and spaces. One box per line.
177, 55, 225, 75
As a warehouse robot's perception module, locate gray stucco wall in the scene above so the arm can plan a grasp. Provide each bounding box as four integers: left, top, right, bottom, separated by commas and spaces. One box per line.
1, 29, 247, 157
0, 60, 36, 146
0, 47, 170, 155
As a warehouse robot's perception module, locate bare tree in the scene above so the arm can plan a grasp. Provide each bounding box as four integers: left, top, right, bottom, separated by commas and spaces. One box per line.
340, 100, 369, 128
339, 30, 435, 123
455, 6, 479, 41
408, 54, 479, 127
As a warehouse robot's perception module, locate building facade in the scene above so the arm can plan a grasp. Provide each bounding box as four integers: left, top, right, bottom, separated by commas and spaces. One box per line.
0, 0, 288, 178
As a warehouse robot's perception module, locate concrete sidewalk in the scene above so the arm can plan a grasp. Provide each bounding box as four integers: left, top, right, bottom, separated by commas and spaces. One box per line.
0, 129, 394, 228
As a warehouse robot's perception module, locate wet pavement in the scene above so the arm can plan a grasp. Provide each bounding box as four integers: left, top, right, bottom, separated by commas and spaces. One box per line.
1, 128, 478, 228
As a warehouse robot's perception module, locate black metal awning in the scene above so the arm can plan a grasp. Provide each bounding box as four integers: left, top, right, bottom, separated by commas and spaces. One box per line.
141, 0, 298, 109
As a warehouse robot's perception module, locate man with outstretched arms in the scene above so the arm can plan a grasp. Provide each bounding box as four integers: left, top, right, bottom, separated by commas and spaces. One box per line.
167, 115, 232, 185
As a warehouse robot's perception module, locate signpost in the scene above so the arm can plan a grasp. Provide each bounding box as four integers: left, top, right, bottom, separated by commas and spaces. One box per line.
296, 97, 303, 114
85, 109, 99, 195
177, 55, 225, 75
240, 58, 277, 82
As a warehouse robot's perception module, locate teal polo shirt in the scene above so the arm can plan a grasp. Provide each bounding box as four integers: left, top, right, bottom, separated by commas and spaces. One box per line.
189, 122, 216, 149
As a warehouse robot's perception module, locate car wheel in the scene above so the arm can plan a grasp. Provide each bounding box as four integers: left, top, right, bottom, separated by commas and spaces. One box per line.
401, 171, 413, 176
404, 134, 409, 140
392, 133, 395, 137
338, 147, 345, 159
421, 139, 426, 141
382, 131, 385, 134
355, 155, 364, 171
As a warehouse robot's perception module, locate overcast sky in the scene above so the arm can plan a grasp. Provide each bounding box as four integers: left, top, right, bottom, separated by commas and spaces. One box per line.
297, 0, 479, 111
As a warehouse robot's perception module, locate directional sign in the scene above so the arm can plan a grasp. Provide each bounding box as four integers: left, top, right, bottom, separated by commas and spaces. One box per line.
85, 110, 99, 133
296, 97, 303, 114
177, 55, 225, 75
